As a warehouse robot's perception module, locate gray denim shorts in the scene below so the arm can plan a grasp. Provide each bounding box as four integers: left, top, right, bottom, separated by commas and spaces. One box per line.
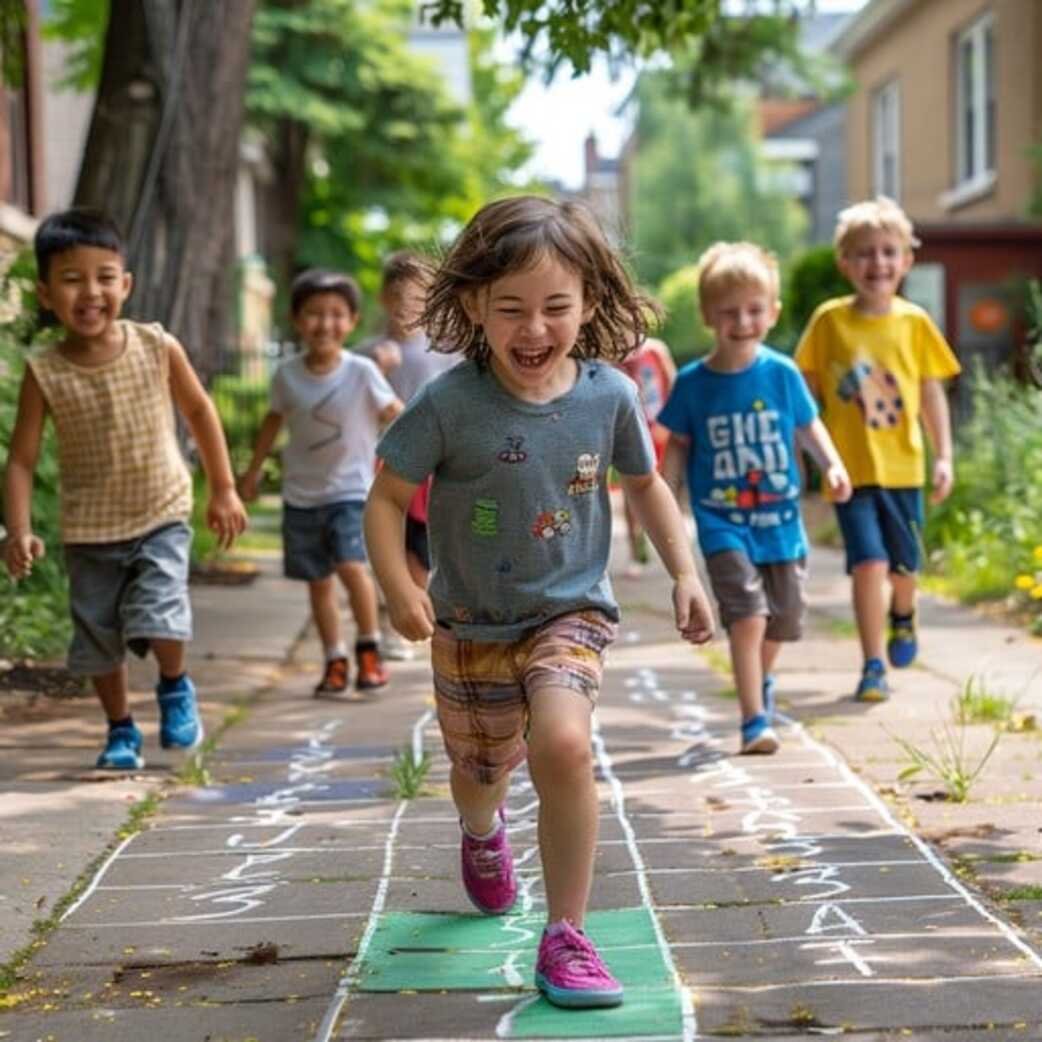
63, 521, 193, 675
706, 550, 807, 641
282, 500, 366, 581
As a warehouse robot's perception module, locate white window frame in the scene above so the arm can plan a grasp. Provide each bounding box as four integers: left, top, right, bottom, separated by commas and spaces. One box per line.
953, 12, 996, 196
872, 79, 901, 201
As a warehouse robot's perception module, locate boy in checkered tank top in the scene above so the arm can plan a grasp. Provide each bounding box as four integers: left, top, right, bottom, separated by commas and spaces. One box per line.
2, 209, 247, 770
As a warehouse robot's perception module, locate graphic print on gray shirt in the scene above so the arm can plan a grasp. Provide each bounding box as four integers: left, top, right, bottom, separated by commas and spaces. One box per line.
376, 359, 654, 640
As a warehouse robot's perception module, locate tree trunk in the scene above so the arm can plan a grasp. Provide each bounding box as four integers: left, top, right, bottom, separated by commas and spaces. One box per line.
75, 0, 256, 377
261, 116, 308, 315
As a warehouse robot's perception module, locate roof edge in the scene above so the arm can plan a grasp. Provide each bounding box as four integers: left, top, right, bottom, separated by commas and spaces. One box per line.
830, 0, 917, 60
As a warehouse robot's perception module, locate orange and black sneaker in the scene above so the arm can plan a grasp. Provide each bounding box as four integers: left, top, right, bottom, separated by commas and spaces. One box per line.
315, 656, 349, 696
355, 645, 389, 691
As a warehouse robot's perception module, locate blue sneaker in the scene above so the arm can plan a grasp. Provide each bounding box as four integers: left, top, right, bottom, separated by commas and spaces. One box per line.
762, 674, 777, 723
887, 612, 918, 668
157, 676, 203, 749
740, 712, 779, 755
855, 659, 890, 702
97, 722, 144, 770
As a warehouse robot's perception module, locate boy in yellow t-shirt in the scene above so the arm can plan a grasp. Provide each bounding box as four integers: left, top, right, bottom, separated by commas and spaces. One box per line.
795, 197, 960, 702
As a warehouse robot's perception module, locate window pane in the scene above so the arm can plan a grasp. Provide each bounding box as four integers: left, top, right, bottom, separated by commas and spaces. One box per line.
961, 37, 976, 180
985, 24, 996, 171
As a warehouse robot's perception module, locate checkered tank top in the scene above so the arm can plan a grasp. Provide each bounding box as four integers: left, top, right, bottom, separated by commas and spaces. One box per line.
28, 320, 193, 543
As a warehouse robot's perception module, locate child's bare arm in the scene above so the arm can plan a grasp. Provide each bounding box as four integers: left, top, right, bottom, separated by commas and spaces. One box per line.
363, 466, 434, 640
2, 370, 48, 578
920, 378, 954, 503
166, 335, 247, 548
377, 398, 405, 427
617, 469, 714, 644
661, 433, 689, 499
796, 418, 851, 502
239, 410, 283, 502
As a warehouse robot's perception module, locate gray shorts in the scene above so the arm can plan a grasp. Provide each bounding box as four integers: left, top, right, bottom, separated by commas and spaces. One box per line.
705, 550, 806, 641
63, 521, 193, 675
282, 500, 366, 581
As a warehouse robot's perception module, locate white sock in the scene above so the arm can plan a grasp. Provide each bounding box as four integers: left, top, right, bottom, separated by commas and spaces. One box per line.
326, 644, 347, 661
462, 819, 501, 841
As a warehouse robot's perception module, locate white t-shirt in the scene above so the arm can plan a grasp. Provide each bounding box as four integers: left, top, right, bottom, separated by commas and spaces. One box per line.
271, 352, 397, 508
356, 331, 457, 403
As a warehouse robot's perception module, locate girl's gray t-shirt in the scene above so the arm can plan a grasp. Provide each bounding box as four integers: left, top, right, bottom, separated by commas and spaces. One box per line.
376, 358, 654, 640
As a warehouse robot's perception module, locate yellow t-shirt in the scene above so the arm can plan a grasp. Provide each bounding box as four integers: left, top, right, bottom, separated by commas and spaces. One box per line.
794, 296, 961, 490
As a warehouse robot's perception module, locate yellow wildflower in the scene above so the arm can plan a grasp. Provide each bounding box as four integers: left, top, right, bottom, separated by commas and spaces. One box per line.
1015, 574, 1036, 590
1031, 585, 1042, 600
1033, 545, 1042, 562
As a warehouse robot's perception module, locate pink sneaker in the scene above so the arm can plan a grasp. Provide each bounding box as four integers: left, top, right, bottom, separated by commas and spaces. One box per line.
535, 919, 624, 1008
460, 809, 517, 914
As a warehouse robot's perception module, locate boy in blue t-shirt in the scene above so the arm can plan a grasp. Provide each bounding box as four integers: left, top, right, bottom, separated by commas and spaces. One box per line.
660, 242, 851, 753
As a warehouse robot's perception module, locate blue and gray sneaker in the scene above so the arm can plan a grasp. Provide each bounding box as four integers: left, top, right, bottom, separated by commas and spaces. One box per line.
157, 675, 204, 749
762, 673, 777, 723
740, 712, 779, 755
887, 612, 918, 669
855, 658, 890, 702
97, 722, 144, 770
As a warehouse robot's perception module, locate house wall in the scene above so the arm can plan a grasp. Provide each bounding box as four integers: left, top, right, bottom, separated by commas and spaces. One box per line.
847, 0, 1041, 221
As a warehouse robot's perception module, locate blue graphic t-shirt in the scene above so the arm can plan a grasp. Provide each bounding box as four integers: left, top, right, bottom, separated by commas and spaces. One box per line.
658, 346, 817, 564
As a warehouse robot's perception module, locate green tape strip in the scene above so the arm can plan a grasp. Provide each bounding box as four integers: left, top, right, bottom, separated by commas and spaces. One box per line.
357, 907, 683, 1038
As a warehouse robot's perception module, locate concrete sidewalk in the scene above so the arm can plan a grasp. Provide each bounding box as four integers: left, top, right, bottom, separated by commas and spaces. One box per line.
0, 559, 311, 972
1, 497, 1040, 1040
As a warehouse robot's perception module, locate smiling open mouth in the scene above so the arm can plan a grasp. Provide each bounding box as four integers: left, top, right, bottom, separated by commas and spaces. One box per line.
512, 346, 554, 369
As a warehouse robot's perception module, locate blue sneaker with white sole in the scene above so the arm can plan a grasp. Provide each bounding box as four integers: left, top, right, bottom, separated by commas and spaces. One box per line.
740, 712, 779, 755
157, 675, 203, 749
96, 722, 144, 770
855, 658, 890, 702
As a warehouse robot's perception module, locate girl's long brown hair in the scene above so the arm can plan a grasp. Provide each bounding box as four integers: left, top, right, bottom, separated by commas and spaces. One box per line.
423, 195, 659, 363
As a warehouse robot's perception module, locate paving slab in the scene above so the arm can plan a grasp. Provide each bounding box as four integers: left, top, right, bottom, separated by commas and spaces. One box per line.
5, 506, 1042, 1041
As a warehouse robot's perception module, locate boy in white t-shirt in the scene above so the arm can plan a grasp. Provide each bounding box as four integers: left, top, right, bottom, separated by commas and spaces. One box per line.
240, 270, 403, 694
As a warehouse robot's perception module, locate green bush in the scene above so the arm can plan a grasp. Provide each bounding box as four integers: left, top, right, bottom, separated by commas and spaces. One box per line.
209, 372, 273, 477
0, 254, 71, 659
774, 244, 852, 353
925, 356, 1042, 628
657, 263, 713, 366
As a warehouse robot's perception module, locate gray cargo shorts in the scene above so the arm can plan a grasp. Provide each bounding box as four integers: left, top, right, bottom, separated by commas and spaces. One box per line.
705, 550, 807, 641
63, 521, 193, 675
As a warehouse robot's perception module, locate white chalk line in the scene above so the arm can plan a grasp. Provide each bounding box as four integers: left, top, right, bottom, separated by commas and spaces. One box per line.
312, 708, 432, 1042
599, 721, 697, 1041
64, 911, 368, 929
59, 833, 136, 923
779, 710, 1042, 972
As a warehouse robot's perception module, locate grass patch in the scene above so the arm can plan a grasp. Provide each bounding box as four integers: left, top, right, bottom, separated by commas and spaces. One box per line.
953, 674, 1016, 726
889, 711, 1002, 804
700, 645, 733, 677
824, 615, 857, 639
809, 517, 842, 548
999, 885, 1042, 902
388, 746, 432, 798
176, 702, 251, 788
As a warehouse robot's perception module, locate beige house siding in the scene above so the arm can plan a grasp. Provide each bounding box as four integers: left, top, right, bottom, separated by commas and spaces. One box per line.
846, 0, 1041, 221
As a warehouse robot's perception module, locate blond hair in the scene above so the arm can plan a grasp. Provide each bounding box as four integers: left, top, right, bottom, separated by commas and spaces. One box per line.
696, 242, 780, 320
834, 196, 920, 255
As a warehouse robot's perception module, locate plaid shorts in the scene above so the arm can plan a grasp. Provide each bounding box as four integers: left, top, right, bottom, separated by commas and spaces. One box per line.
431, 610, 617, 784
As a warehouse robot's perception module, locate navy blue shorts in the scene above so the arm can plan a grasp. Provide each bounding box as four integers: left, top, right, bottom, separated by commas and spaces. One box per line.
834, 487, 924, 575
282, 500, 366, 581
